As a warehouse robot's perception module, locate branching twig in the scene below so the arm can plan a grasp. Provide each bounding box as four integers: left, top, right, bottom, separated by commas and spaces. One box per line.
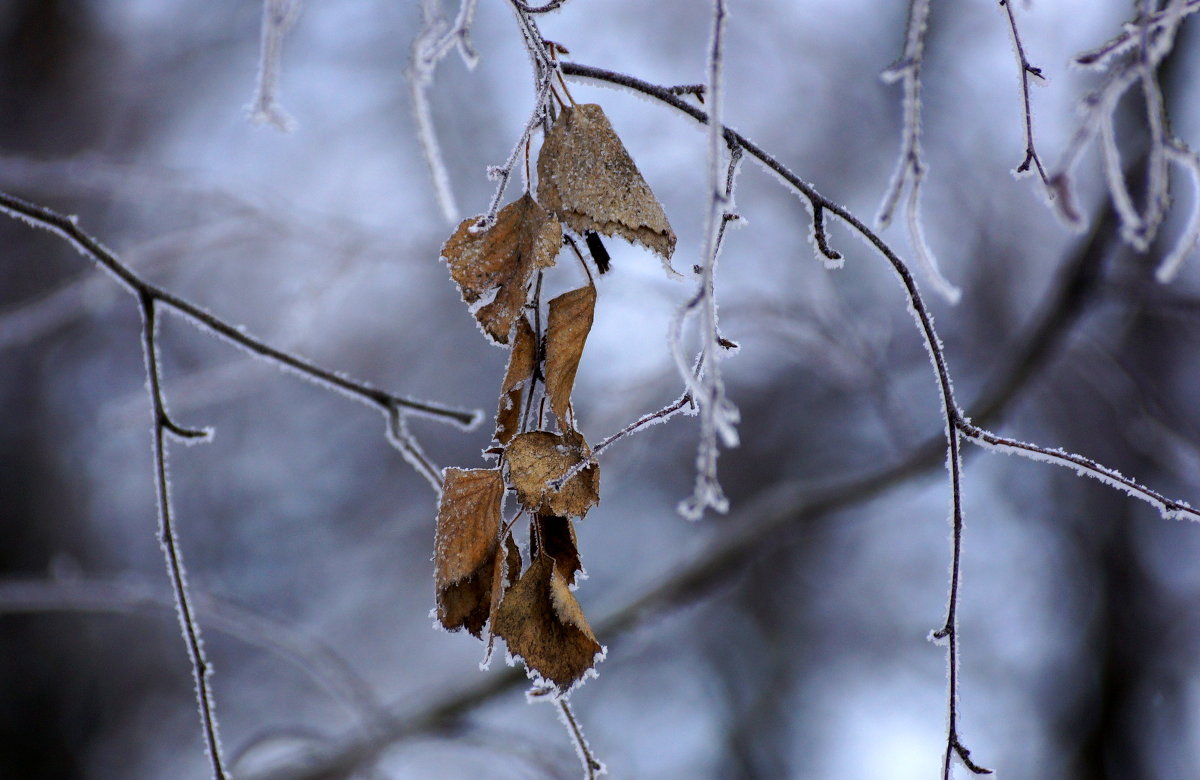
140, 292, 227, 779
1074, 0, 1200, 69
1048, 0, 1196, 278
998, 0, 1049, 184
671, 0, 739, 520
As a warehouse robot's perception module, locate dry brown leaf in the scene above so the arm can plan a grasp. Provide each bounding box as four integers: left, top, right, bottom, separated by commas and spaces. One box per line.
532, 515, 582, 587
441, 194, 562, 344
434, 468, 504, 636
492, 553, 602, 692
483, 531, 523, 664
544, 285, 595, 429
537, 103, 677, 265
495, 314, 538, 444
506, 430, 599, 517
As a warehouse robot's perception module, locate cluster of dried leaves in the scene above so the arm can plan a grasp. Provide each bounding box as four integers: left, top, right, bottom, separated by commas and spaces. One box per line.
434, 102, 675, 693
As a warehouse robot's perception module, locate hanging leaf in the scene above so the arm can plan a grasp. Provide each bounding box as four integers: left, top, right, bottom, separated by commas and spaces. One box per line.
532, 514, 582, 587
506, 430, 599, 517
495, 314, 538, 444
483, 530, 523, 665
434, 468, 505, 636
544, 285, 596, 429
537, 103, 677, 266
441, 194, 561, 344
492, 553, 603, 693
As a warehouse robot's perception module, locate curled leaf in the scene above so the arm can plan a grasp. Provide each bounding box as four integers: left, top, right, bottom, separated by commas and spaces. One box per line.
492, 553, 602, 693
441, 194, 561, 344
544, 285, 596, 429
537, 103, 677, 266
506, 430, 599, 517
434, 468, 505, 636
532, 514, 582, 587
495, 314, 538, 444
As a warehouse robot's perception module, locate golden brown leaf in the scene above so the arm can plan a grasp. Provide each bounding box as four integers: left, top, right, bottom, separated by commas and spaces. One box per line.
537, 103, 676, 264
441, 194, 562, 344
506, 430, 599, 517
434, 468, 504, 636
492, 554, 602, 692
495, 314, 538, 444
532, 515, 582, 587
544, 285, 596, 429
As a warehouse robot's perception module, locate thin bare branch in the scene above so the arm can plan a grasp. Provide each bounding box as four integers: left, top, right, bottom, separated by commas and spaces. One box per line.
998, 0, 1049, 184
140, 292, 227, 779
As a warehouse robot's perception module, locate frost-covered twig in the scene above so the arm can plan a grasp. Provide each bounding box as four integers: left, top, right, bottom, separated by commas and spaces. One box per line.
998, 0, 1048, 184
1074, 0, 1200, 69
1049, 0, 1196, 276
387, 406, 444, 494
556, 699, 605, 779
140, 292, 227, 779
475, 71, 557, 231
877, 0, 960, 303
671, 0, 740, 520
1157, 139, 1200, 282
248, 0, 302, 132
957, 420, 1198, 521
408, 0, 481, 222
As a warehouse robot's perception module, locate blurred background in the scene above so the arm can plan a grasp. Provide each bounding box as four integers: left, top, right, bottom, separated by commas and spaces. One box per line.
2, 1, 1199, 777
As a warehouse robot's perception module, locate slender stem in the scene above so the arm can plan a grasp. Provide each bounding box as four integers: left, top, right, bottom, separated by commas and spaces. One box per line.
140, 293, 227, 779
557, 699, 603, 779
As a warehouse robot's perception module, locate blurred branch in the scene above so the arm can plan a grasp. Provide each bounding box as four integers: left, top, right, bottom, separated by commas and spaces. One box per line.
0, 577, 383, 725
248, 0, 302, 131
